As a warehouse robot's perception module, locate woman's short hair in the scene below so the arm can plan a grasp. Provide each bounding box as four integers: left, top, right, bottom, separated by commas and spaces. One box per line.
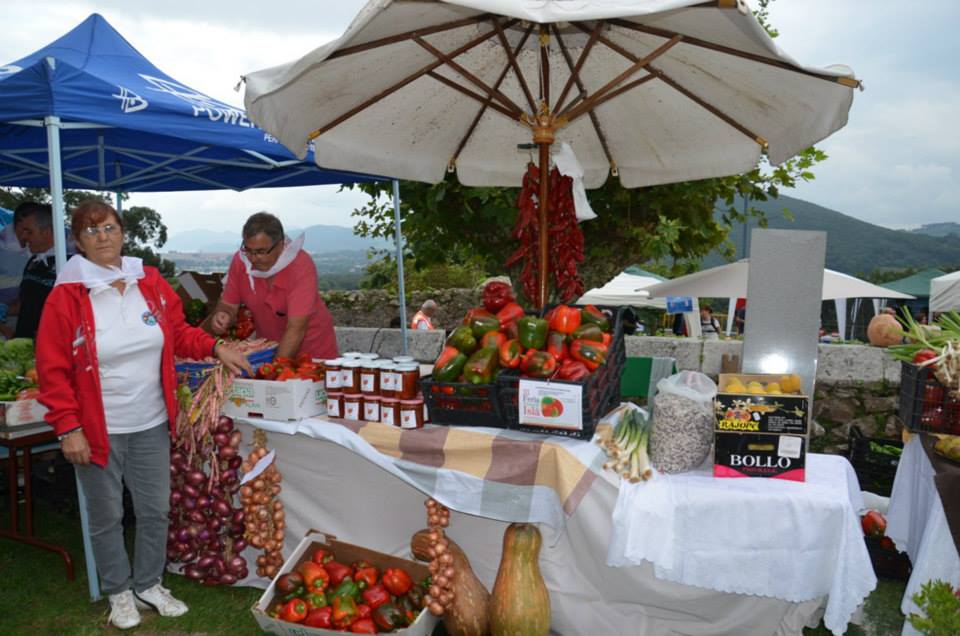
242, 212, 284, 243
71, 199, 123, 241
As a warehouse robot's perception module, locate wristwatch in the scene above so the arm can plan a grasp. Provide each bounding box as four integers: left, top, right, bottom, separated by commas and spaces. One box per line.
57, 428, 81, 442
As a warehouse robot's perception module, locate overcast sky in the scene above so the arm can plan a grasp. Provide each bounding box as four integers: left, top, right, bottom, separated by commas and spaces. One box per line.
1, 0, 957, 238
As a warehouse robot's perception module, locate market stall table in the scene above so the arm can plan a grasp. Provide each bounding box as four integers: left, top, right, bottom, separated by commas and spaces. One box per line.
886, 434, 960, 636
233, 416, 873, 635
0, 428, 74, 579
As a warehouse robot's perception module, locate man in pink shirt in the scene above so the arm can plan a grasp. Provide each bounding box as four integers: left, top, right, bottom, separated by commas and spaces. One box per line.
210, 212, 338, 360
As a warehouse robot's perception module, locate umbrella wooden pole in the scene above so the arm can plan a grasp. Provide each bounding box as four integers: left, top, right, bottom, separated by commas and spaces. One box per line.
537, 138, 551, 308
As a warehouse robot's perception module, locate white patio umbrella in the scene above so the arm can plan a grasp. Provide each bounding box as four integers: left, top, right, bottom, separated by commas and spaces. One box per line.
243, 0, 859, 306
577, 267, 667, 308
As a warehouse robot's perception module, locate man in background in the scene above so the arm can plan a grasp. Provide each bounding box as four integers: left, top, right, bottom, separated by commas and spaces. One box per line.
410, 299, 438, 330
14, 203, 57, 339
0, 204, 31, 338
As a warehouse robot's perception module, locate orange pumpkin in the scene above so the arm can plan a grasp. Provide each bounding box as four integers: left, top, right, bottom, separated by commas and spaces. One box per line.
867, 314, 903, 347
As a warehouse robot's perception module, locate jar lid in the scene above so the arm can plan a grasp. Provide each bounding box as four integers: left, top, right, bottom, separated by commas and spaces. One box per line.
342, 352, 364, 359
400, 398, 423, 405
358, 352, 379, 360
341, 359, 363, 368
324, 358, 343, 366
364, 396, 381, 402
377, 361, 396, 369
328, 391, 343, 397
380, 397, 398, 404
361, 360, 380, 369
392, 356, 415, 363
396, 363, 419, 371
343, 392, 363, 399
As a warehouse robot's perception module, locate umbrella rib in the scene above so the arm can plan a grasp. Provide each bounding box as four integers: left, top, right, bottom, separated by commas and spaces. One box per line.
552, 25, 614, 169
425, 71, 517, 120
608, 18, 860, 88
539, 24, 550, 107
566, 74, 658, 125
493, 19, 536, 113
450, 25, 536, 167
553, 21, 604, 116
308, 23, 513, 140
414, 36, 524, 118
562, 35, 682, 122
327, 15, 492, 60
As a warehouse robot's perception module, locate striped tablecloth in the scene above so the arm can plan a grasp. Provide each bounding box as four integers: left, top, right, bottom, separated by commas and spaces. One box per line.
237, 415, 608, 531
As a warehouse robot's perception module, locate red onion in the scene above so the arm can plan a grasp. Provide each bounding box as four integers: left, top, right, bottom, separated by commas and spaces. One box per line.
229, 430, 242, 447
213, 499, 232, 517
220, 573, 237, 585
218, 445, 237, 460
228, 456, 243, 470
188, 511, 206, 525
213, 432, 230, 448
183, 482, 199, 498
220, 469, 238, 485
229, 523, 245, 538
181, 551, 197, 564
198, 529, 212, 543
176, 528, 191, 543
169, 490, 183, 506
197, 555, 216, 570
210, 485, 225, 499
186, 471, 206, 487
207, 517, 222, 532
228, 555, 247, 573
225, 482, 241, 494
214, 558, 226, 576
232, 538, 247, 552
232, 510, 245, 524
196, 495, 211, 510
217, 416, 234, 434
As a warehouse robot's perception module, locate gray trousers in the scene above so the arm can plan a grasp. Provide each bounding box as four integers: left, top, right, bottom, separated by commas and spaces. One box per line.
75, 423, 170, 596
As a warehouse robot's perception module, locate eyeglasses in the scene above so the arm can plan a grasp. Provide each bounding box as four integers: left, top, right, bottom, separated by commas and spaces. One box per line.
240, 239, 281, 257
83, 224, 121, 237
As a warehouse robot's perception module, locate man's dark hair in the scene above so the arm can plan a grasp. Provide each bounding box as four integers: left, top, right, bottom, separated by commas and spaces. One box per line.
701, 304, 713, 313
14, 202, 53, 230
242, 212, 284, 243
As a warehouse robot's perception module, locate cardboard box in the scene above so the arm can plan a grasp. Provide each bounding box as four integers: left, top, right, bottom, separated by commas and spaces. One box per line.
176, 271, 223, 309
714, 431, 806, 481
252, 530, 436, 636
224, 379, 326, 421
716, 373, 809, 435
0, 399, 49, 427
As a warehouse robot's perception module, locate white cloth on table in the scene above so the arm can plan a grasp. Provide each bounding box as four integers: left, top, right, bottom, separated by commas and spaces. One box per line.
886, 436, 960, 636
608, 453, 875, 636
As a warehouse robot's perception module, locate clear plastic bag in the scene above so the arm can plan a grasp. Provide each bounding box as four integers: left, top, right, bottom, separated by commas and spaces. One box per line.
650, 372, 717, 474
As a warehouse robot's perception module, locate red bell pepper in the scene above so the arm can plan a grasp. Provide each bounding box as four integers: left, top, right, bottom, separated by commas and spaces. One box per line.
299, 561, 330, 593
464, 308, 501, 339
913, 349, 937, 365
581, 304, 611, 332
311, 548, 334, 565
280, 598, 308, 623
570, 339, 607, 371
861, 510, 887, 537
481, 281, 515, 313
433, 345, 468, 383
350, 617, 377, 634
303, 606, 333, 628
501, 320, 519, 340
275, 367, 297, 382
324, 561, 352, 587
602, 332, 612, 347
557, 359, 590, 381
356, 603, 372, 619
481, 330, 507, 350
571, 322, 604, 342
361, 583, 391, 609
381, 567, 414, 596
372, 602, 405, 631
354, 566, 378, 589
275, 572, 304, 596
332, 595, 358, 629
520, 350, 558, 379
549, 305, 581, 335
256, 362, 278, 380
499, 339, 522, 369
546, 331, 568, 361
496, 302, 525, 328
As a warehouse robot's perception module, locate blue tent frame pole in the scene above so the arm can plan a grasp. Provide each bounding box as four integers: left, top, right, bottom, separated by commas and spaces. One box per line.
393, 180, 407, 355
44, 115, 67, 272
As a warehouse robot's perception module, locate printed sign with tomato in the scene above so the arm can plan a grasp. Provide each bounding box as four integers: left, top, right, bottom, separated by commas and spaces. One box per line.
518, 379, 583, 430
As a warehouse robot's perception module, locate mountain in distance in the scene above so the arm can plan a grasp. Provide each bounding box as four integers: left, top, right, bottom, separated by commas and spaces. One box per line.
909, 222, 960, 238
163, 224, 389, 254
705, 195, 960, 275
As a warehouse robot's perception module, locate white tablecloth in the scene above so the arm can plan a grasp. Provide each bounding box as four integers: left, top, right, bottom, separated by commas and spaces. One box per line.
607, 454, 875, 635
235, 418, 872, 635
886, 436, 960, 636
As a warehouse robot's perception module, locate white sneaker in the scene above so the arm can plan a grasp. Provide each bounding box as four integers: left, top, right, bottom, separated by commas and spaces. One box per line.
134, 583, 189, 617
108, 590, 142, 630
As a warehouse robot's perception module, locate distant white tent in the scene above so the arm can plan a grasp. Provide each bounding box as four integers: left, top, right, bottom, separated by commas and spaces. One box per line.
930, 270, 960, 313
577, 267, 667, 309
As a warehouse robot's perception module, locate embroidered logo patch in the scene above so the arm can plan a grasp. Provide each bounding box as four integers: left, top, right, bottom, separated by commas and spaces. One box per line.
141, 311, 158, 326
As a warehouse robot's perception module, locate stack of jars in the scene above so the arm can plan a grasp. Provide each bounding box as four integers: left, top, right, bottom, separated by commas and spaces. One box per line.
323, 352, 428, 429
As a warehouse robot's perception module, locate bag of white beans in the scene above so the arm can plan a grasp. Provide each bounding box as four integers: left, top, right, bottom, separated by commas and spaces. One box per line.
650, 371, 717, 474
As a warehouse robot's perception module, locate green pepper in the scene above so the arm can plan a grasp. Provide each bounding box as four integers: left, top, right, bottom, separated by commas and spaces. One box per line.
331, 595, 358, 629
571, 323, 604, 343
570, 339, 608, 371
499, 339, 522, 369
581, 305, 610, 332
433, 346, 468, 382
520, 350, 557, 378
468, 310, 501, 339
463, 347, 499, 384
327, 577, 361, 604
446, 326, 477, 355
517, 316, 549, 350
546, 331, 568, 361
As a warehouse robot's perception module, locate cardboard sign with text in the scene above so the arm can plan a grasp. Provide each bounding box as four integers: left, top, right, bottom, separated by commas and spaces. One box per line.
518, 379, 583, 431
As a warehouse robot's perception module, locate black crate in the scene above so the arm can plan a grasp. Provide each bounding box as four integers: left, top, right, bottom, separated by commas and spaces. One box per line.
898, 362, 960, 434
864, 535, 912, 580
496, 306, 625, 440
846, 425, 903, 497
421, 377, 504, 428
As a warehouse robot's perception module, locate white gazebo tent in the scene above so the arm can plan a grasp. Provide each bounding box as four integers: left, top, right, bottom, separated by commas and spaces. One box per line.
930, 270, 960, 313
577, 267, 667, 308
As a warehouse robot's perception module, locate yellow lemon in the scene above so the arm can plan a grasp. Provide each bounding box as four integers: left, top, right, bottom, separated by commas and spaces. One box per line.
788, 374, 802, 394
747, 381, 766, 394
765, 382, 782, 395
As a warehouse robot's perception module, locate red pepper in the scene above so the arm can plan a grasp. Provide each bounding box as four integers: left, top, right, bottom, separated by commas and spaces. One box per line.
311, 548, 334, 565
356, 603, 372, 619
549, 305, 582, 335
381, 567, 413, 596
361, 583, 391, 609
570, 339, 607, 371
571, 323, 604, 342
482, 281, 515, 313
303, 606, 333, 628
481, 330, 507, 350
354, 566, 378, 589
331, 595, 358, 629
496, 302, 525, 328
299, 561, 330, 593
520, 350, 558, 379
304, 591, 328, 611
350, 617, 377, 634
557, 359, 590, 381
279, 598, 308, 623
602, 332, 612, 348
581, 304, 610, 331
861, 510, 887, 537
257, 362, 277, 380
499, 339, 523, 369
501, 320, 519, 341
275, 572, 304, 596
913, 349, 937, 365
275, 367, 297, 382
324, 561, 352, 587
546, 331, 568, 361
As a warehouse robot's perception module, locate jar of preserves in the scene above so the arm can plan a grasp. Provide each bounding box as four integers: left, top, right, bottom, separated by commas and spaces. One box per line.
342, 351, 364, 359
324, 358, 343, 390
379, 362, 397, 398
358, 352, 379, 361
419, 392, 430, 423
392, 355, 415, 365
380, 397, 399, 427
360, 360, 380, 395
363, 395, 381, 423
399, 397, 425, 429
343, 393, 363, 421
326, 392, 344, 418
396, 363, 420, 400
340, 359, 362, 392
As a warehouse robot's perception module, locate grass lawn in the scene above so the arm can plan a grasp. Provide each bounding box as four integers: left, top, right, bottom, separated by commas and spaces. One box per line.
0, 458, 908, 635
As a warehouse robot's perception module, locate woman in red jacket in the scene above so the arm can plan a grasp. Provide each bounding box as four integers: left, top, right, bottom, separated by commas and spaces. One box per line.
37, 200, 251, 630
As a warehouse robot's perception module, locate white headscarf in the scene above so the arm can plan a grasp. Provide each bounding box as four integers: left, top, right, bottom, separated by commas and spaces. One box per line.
236, 233, 304, 291
55, 254, 145, 289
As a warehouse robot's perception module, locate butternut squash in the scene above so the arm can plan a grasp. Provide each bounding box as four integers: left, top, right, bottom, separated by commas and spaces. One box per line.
490, 523, 550, 636
411, 529, 490, 636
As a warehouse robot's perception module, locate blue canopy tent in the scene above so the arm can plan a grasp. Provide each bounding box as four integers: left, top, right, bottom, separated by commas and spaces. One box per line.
0, 14, 413, 600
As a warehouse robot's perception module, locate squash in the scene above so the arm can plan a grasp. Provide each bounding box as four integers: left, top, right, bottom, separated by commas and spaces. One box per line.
411, 529, 490, 636
867, 313, 903, 347
490, 523, 550, 636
